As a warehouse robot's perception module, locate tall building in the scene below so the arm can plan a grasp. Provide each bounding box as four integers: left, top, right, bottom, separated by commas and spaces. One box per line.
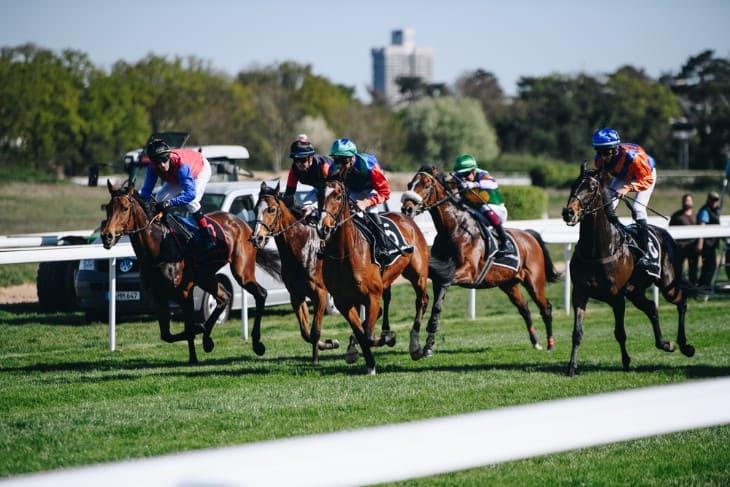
371, 28, 433, 106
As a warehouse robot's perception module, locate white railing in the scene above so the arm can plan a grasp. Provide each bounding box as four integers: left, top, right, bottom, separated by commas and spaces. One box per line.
2, 378, 728, 487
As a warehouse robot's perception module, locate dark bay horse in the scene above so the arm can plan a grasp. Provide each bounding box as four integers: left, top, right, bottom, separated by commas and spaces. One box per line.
562, 163, 695, 376
101, 180, 279, 363
251, 182, 340, 364
401, 165, 561, 356
317, 180, 430, 374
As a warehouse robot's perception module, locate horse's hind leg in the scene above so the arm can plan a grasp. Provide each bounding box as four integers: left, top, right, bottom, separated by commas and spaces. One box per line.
153, 294, 187, 343
660, 282, 695, 357
523, 274, 555, 351
291, 293, 320, 364
197, 274, 232, 354
626, 289, 674, 353
379, 286, 396, 347
499, 282, 541, 350
610, 297, 631, 371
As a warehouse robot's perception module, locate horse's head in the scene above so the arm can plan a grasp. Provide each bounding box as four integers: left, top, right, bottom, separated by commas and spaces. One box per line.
101, 179, 145, 249
562, 162, 608, 226
317, 180, 348, 241
252, 181, 283, 249
401, 165, 447, 217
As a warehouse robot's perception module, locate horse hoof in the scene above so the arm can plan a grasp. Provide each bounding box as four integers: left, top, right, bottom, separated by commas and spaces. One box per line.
329, 339, 340, 350
422, 348, 433, 359
188, 358, 199, 366
367, 366, 376, 376
203, 335, 215, 353
410, 349, 423, 361
383, 332, 396, 347
533, 342, 543, 351
566, 365, 577, 377
680, 344, 695, 357
253, 342, 266, 356
657, 341, 675, 353
622, 358, 631, 371
345, 350, 359, 364
547, 344, 555, 352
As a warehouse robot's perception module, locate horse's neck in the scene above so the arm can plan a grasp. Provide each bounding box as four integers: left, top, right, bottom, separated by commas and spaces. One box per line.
430, 200, 472, 241
329, 206, 362, 262
579, 207, 622, 259
129, 204, 161, 260
276, 206, 315, 263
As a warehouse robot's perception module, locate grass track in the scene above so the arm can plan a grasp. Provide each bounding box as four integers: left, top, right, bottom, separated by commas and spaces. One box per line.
1, 282, 729, 482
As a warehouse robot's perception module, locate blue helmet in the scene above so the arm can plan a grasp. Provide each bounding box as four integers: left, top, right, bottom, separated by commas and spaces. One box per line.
592, 128, 621, 148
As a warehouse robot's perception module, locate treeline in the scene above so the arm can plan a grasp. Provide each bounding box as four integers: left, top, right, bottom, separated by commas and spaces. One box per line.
0, 43, 728, 179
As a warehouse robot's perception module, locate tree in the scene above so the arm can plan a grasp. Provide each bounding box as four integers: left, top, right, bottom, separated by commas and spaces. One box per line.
455, 69, 507, 123
400, 97, 500, 166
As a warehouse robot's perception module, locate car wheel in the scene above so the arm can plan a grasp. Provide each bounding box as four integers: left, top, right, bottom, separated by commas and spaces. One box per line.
37, 261, 77, 312
200, 279, 231, 325
324, 292, 339, 315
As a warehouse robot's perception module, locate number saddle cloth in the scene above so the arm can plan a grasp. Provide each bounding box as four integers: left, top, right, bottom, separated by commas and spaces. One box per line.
623, 224, 662, 279
159, 214, 231, 271
352, 213, 408, 269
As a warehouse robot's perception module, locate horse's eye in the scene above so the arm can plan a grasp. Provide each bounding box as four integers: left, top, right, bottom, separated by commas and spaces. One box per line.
267, 207, 276, 214
336, 195, 343, 201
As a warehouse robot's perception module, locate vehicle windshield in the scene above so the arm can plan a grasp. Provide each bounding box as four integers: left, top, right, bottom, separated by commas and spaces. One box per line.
201, 193, 226, 213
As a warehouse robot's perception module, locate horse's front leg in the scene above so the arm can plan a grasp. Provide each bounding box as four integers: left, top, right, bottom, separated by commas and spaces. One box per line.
182, 294, 199, 365
610, 296, 631, 370
244, 281, 268, 356
420, 279, 450, 359
153, 293, 187, 343
567, 288, 588, 377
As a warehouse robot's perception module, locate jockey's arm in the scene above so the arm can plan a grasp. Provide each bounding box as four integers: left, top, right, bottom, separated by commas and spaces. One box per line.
139, 165, 158, 201
285, 166, 299, 196
367, 166, 390, 207
168, 165, 196, 207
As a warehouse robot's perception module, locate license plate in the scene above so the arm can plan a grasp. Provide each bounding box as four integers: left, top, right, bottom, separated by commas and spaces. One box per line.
115, 291, 140, 301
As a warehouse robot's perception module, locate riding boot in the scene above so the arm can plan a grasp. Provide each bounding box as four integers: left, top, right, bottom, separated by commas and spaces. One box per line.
368, 212, 393, 263
635, 219, 652, 270
494, 223, 512, 256
194, 210, 216, 249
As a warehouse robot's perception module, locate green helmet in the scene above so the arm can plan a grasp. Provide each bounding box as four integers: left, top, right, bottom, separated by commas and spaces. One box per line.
330, 138, 358, 157
453, 154, 478, 174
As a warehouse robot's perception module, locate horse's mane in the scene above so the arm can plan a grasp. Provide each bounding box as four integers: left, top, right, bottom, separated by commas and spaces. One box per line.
260, 184, 305, 219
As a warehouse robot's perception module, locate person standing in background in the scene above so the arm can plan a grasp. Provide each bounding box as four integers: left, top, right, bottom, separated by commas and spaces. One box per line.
697, 191, 721, 289
669, 193, 699, 285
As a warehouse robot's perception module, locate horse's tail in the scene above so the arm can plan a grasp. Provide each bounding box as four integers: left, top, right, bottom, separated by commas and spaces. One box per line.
653, 226, 703, 299
255, 247, 282, 279
525, 229, 562, 283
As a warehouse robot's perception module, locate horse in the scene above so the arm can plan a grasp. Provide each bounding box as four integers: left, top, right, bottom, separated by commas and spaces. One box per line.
251, 182, 340, 364
400, 165, 561, 357
100, 180, 280, 364
561, 163, 695, 375
316, 179, 430, 374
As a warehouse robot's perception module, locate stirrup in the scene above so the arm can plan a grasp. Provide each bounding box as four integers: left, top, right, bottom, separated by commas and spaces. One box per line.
400, 245, 414, 255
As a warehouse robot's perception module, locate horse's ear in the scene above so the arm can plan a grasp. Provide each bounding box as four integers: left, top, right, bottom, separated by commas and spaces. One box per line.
100, 203, 108, 212
580, 160, 587, 175
260, 181, 268, 192
125, 182, 134, 194
107, 179, 115, 194
274, 181, 280, 194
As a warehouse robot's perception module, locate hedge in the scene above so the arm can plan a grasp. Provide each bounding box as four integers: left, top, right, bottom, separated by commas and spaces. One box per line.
502, 185, 548, 220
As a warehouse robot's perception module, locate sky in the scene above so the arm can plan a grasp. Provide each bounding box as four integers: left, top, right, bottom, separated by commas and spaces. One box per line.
1, 0, 729, 100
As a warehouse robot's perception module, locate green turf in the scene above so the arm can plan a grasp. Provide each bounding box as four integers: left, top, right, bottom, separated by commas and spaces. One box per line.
1, 282, 728, 482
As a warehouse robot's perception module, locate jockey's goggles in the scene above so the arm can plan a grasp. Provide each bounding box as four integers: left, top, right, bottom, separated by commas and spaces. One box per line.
293, 156, 310, 165
332, 156, 352, 165
594, 146, 616, 157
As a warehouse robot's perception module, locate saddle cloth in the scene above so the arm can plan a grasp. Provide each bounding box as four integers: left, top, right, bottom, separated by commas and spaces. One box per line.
624, 224, 662, 278
160, 214, 230, 270
352, 214, 408, 268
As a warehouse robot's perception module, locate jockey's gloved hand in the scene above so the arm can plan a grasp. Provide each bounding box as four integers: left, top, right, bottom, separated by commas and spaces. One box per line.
462, 181, 478, 189
154, 200, 172, 213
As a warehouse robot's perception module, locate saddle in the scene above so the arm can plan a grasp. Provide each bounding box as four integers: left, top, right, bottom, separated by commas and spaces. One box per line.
352, 214, 408, 269
159, 214, 230, 271
622, 224, 662, 278
465, 208, 520, 273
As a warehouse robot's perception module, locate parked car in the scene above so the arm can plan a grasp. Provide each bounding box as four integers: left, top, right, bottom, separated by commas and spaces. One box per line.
74, 181, 334, 322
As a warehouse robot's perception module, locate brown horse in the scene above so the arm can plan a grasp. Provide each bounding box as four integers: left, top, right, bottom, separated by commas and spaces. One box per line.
316, 180, 430, 374
562, 163, 694, 376
251, 182, 340, 364
100, 180, 279, 363
400, 165, 561, 357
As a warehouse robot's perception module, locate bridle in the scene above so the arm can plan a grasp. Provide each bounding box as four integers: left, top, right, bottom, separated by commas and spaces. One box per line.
319, 181, 358, 233
406, 171, 458, 214
568, 172, 616, 221
106, 192, 161, 240
253, 195, 309, 240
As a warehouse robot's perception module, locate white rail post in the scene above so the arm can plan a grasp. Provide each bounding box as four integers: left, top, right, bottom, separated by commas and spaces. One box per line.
653, 285, 659, 306
564, 243, 572, 315
241, 289, 249, 341
468, 289, 476, 320
108, 257, 116, 351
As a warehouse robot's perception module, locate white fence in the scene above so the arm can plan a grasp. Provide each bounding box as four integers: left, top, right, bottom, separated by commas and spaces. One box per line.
2, 378, 729, 486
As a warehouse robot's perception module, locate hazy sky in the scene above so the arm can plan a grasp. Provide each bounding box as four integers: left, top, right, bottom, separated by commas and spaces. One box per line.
1, 0, 728, 99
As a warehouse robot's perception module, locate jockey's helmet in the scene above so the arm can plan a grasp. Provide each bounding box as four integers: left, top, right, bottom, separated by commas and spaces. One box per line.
290, 134, 315, 159
453, 154, 478, 174
330, 138, 358, 158
145, 139, 171, 164
592, 128, 621, 148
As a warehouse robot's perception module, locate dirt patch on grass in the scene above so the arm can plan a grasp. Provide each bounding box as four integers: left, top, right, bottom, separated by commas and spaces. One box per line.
0, 283, 37, 304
